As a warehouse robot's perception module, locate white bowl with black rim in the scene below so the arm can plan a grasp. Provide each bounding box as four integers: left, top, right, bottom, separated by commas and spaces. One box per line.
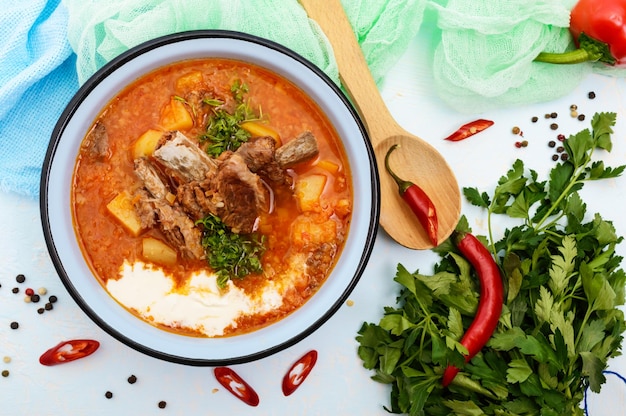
40, 30, 379, 366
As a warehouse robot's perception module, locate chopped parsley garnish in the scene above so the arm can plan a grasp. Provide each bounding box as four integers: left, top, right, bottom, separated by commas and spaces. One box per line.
196, 214, 265, 288
200, 80, 261, 157
357, 112, 626, 415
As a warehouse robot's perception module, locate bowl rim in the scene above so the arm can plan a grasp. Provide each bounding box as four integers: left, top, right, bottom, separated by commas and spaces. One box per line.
40, 30, 380, 366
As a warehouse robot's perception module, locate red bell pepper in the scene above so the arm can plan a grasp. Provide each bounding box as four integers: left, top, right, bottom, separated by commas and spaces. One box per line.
535, 0, 626, 66
39, 339, 100, 366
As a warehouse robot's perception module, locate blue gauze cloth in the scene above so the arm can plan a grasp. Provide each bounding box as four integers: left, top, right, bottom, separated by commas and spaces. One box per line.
0, 0, 76, 197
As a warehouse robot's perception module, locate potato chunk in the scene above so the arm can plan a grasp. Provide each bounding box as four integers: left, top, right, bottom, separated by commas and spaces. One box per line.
142, 237, 177, 266
175, 70, 203, 92
133, 129, 163, 158
295, 174, 327, 212
160, 97, 193, 131
240, 121, 281, 146
106, 191, 143, 236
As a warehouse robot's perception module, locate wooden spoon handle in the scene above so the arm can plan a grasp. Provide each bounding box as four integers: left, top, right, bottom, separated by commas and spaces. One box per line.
299, 0, 398, 144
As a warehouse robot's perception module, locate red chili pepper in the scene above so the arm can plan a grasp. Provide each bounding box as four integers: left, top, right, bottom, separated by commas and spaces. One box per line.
443, 119, 494, 142
535, 0, 626, 66
384, 145, 438, 246
282, 350, 318, 396
39, 339, 100, 366
442, 232, 503, 387
214, 367, 260, 407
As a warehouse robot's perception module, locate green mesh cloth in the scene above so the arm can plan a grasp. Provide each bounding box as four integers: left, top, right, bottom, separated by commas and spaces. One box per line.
63, 0, 427, 86
426, 0, 592, 112
62, 0, 624, 115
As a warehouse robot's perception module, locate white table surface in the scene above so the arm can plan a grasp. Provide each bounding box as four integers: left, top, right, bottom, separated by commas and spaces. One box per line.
2, 32, 626, 416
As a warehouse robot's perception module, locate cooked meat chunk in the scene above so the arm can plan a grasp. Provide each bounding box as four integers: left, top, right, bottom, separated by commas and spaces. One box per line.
85, 121, 109, 160
134, 157, 168, 199
275, 131, 319, 168
134, 189, 157, 229
176, 177, 224, 221
215, 153, 269, 234
235, 136, 286, 183
153, 131, 218, 183
133, 190, 204, 260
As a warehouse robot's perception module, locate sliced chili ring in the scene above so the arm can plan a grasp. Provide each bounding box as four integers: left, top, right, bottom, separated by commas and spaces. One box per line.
39, 339, 100, 366
214, 367, 260, 407
282, 350, 318, 396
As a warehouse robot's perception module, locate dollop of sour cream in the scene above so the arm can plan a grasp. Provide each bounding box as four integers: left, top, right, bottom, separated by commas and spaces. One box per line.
106, 261, 283, 336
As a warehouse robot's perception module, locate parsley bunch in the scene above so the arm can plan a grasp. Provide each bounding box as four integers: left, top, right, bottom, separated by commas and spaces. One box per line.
357, 112, 626, 415
197, 214, 265, 288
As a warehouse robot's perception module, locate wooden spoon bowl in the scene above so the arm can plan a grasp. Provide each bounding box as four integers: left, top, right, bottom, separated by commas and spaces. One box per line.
300, 0, 461, 249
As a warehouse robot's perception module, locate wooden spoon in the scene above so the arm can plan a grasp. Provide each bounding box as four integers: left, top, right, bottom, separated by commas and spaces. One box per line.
299, 0, 461, 249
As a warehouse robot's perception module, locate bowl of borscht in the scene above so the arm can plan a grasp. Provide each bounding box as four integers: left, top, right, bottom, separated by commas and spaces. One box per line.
40, 31, 379, 365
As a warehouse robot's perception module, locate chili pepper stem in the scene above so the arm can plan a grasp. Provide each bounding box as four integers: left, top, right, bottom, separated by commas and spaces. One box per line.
384, 144, 412, 194
534, 33, 616, 66
534, 49, 596, 65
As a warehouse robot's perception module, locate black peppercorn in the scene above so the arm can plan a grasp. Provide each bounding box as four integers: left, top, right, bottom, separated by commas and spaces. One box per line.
548, 140, 556, 148
49, 295, 58, 303
531, 116, 538, 122
158, 401, 167, 409
578, 114, 586, 121
37, 308, 45, 314
105, 391, 113, 399
10, 322, 18, 330
588, 91, 596, 99
561, 153, 569, 161
44, 303, 53, 311
556, 146, 565, 153
1, 370, 9, 377
128, 375, 137, 384
552, 154, 559, 161
550, 123, 558, 130
550, 112, 558, 118
15, 274, 25, 283
12, 287, 19, 294
31, 294, 40, 303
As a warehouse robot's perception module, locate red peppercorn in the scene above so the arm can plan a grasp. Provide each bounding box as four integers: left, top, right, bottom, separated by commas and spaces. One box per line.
514, 141, 522, 148
25, 288, 34, 296
557, 134, 566, 141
